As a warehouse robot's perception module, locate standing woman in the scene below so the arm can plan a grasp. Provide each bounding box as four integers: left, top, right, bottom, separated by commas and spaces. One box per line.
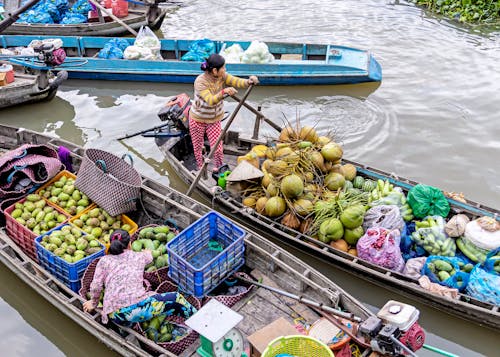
189, 53, 259, 171
83, 229, 197, 326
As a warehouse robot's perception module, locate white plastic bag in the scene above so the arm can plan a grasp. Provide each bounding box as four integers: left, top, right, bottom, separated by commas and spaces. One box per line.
464, 219, 500, 251
241, 41, 274, 64
134, 26, 162, 60
220, 44, 244, 63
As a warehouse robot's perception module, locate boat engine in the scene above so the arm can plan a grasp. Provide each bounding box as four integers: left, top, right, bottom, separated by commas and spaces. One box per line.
31, 42, 67, 67
359, 300, 425, 356
157, 93, 192, 132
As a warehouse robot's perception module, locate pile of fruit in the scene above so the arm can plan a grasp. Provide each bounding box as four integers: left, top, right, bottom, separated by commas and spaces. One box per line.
71, 207, 134, 245
38, 173, 92, 216
141, 315, 190, 343
39, 224, 103, 263
426, 258, 473, 290
10, 194, 68, 236
131, 226, 175, 272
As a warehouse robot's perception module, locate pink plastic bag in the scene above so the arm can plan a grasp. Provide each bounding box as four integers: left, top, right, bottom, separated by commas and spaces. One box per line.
357, 227, 405, 272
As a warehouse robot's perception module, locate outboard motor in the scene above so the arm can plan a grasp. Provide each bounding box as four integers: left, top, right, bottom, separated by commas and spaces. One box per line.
31, 42, 66, 67
360, 300, 425, 356
157, 93, 192, 131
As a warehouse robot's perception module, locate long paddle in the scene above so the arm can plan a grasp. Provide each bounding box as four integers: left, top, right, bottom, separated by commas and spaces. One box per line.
186, 85, 253, 196
87, 0, 138, 36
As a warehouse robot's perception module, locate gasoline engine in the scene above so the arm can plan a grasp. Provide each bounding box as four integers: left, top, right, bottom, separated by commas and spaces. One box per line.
359, 301, 425, 356
28, 39, 67, 67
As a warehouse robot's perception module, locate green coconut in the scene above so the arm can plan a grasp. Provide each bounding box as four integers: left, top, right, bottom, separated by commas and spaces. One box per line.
265, 196, 286, 217
324, 172, 345, 191
293, 199, 314, 216
299, 126, 319, 143
281, 174, 304, 199
321, 142, 343, 162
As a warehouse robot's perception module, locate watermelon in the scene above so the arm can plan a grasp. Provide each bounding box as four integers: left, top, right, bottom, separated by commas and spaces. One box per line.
362, 179, 376, 192
353, 176, 365, 189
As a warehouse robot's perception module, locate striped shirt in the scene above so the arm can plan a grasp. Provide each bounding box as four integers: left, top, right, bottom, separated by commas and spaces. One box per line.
189, 72, 249, 123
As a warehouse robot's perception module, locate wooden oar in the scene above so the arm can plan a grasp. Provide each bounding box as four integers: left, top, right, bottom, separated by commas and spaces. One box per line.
186, 85, 254, 196
87, 0, 138, 36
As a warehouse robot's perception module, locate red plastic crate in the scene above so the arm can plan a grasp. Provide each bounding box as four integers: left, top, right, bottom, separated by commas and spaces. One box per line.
4, 198, 70, 262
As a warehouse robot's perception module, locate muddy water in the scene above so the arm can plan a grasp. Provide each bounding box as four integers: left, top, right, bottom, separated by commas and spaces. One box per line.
1, 0, 500, 355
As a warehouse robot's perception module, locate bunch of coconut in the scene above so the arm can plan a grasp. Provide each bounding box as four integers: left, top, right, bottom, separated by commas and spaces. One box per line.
239, 124, 364, 247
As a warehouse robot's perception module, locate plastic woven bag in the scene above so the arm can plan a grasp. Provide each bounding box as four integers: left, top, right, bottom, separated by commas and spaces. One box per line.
407, 184, 450, 218
466, 248, 500, 304
181, 39, 215, 62
422, 256, 469, 291
356, 227, 405, 272
363, 205, 405, 233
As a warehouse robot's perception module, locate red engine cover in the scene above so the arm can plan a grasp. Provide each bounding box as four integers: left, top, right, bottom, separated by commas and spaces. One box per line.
400, 322, 425, 352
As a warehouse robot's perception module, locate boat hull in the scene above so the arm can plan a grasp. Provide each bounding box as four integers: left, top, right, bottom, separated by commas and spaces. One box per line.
1, 8, 167, 37
156, 132, 500, 331
0, 124, 374, 356
1, 35, 382, 85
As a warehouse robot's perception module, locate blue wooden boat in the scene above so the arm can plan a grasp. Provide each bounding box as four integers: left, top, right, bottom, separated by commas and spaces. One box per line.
0, 35, 382, 85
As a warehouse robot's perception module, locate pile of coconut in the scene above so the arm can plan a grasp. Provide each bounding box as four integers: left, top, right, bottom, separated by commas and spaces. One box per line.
237, 125, 369, 255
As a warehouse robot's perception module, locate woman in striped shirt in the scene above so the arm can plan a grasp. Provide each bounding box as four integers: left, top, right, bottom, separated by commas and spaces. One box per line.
189, 53, 258, 171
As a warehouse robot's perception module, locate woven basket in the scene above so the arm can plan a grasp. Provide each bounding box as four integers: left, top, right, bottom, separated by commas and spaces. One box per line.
133, 280, 201, 355
132, 224, 175, 290
136, 315, 199, 356
203, 272, 255, 308
75, 149, 141, 216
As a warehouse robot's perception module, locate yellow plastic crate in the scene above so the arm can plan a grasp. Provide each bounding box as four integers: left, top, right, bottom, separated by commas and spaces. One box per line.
69, 207, 138, 253
36, 170, 94, 216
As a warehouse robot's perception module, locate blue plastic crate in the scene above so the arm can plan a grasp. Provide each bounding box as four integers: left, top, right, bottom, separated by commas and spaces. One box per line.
35, 224, 105, 292
167, 211, 246, 298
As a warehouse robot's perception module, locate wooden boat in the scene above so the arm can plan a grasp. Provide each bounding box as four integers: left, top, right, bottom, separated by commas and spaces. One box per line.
0, 61, 67, 108
0, 124, 405, 357
0, 2, 169, 37
152, 100, 500, 332
0, 35, 382, 85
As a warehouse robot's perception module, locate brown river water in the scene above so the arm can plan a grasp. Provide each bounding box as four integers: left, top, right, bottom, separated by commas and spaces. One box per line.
1, 0, 499, 355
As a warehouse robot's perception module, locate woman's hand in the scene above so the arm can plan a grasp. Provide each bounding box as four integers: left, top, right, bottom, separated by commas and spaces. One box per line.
83, 300, 95, 313
248, 76, 259, 85
223, 87, 238, 96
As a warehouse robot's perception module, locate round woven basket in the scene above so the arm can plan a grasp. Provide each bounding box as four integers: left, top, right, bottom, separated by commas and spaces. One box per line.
262, 335, 335, 357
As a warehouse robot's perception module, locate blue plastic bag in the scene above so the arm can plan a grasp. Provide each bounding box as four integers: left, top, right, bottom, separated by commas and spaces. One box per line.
181, 39, 215, 62
466, 248, 500, 304
69, 0, 92, 14
422, 255, 470, 291
17, 9, 54, 24
60, 12, 87, 24
97, 38, 130, 59
400, 222, 427, 261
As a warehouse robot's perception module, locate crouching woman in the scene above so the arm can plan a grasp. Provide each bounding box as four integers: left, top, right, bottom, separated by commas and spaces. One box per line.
83, 229, 197, 326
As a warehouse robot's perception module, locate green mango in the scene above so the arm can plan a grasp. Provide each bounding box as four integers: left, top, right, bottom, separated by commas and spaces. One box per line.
142, 239, 155, 251
131, 241, 143, 252
139, 227, 154, 238
26, 194, 41, 202
10, 208, 23, 218
51, 187, 63, 197
166, 232, 176, 242
155, 233, 167, 242
153, 226, 169, 234
49, 236, 62, 246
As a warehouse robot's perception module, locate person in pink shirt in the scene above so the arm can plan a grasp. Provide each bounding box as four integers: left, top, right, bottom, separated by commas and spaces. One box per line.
83, 230, 197, 326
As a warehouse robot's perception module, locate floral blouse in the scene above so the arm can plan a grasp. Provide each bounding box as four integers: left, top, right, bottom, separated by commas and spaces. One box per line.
90, 250, 155, 323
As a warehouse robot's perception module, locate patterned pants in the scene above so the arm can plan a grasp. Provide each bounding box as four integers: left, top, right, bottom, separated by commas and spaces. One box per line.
108, 292, 197, 327
189, 118, 224, 170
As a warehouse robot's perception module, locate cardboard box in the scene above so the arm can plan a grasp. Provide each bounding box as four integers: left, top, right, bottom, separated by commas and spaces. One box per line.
247, 317, 298, 357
